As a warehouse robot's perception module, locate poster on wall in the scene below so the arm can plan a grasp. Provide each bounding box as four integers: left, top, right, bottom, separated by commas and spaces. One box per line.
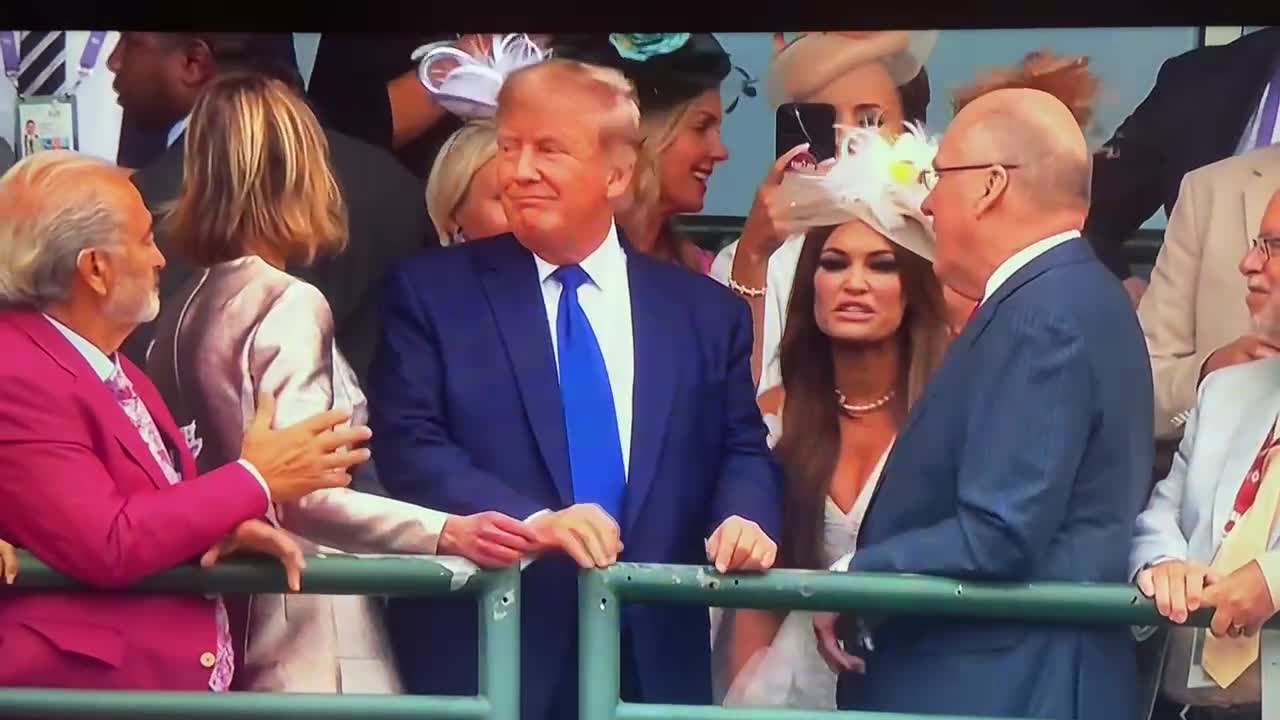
15, 96, 77, 159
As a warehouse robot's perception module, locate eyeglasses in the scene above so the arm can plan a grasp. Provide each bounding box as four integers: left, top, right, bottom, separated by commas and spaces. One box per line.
919, 163, 1022, 191
1251, 236, 1280, 260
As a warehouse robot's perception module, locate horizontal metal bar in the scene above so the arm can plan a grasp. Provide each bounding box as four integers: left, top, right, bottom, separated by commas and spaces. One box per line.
0, 690, 488, 719
617, 704, 1026, 720
5, 550, 495, 596
597, 563, 1280, 630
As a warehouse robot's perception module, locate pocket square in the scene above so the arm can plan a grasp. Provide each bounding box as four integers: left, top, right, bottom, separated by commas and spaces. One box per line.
180, 421, 203, 459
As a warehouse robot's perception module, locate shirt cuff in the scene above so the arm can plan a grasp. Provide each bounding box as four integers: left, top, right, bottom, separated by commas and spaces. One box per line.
520, 509, 552, 570
1254, 552, 1280, 611
236, 459, 272, 509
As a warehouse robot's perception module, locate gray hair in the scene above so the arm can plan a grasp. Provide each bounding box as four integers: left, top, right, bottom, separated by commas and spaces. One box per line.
0, 151, 127, 309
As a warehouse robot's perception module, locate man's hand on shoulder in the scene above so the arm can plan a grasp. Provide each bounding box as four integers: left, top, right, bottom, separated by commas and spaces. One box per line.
528, 504, 622, 569
439, 511, 540, 569
1200, 335, 1280, 384
706, 515, 777, 573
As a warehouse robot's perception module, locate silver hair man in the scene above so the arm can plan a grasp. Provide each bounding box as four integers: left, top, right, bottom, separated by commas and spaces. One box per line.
0, 151, 164, 353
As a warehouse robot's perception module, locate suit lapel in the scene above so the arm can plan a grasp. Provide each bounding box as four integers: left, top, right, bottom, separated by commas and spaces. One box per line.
15, 311, 173, 490
475, 237, 573, 506
621, 255, 676, 534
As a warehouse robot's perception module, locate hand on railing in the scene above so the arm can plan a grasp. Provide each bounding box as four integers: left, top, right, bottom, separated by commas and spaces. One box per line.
200, 519, 306, 592
438, 511, 540, 569
0, 538, 16, 585
529, 504, 622, 568
1202, 561, 1277, 639
1136, 559, 1218, 625
706, 516, 777, 573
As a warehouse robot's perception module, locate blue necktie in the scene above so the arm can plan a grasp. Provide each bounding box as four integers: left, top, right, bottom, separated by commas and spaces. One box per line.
554, 265, 626, 521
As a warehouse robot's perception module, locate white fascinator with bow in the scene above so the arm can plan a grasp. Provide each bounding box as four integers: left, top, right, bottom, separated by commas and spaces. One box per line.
775, 124, 939, 262
412, 34, 551, 119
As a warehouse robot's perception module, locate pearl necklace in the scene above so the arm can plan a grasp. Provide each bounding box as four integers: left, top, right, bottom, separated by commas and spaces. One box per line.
835, 387, 896, 417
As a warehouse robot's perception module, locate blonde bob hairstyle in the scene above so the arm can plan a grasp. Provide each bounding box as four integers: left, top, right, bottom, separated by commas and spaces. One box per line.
426, 119, 498, 244
164, 71, 347, 267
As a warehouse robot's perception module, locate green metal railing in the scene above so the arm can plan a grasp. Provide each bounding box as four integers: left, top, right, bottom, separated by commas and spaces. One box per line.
0, 551, 520, 719
5, 554, 1274, 719
579, 562, 1277, 720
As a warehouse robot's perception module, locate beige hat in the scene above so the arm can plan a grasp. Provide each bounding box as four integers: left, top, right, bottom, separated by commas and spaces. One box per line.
768, 31, 939, 108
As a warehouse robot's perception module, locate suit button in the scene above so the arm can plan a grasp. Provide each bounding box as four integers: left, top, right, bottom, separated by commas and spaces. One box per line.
200, 652, 217, 668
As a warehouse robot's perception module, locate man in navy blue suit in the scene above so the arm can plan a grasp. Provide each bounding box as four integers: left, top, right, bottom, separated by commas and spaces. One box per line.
817, 88, 1154, 719
368, 59, 783, 720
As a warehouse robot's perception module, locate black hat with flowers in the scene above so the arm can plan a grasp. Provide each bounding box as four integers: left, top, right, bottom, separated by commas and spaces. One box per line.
551, 33, 732, 115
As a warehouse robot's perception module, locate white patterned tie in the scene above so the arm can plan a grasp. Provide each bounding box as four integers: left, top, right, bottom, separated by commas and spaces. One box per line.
105, 363, 235, 692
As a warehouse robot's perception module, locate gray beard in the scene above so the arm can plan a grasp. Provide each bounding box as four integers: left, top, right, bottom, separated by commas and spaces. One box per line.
1252, 304, 1280, 346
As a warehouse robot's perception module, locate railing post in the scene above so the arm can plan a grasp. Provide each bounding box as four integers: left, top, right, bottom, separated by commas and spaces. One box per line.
579, 569, 620, 720
476, 566, 521, 720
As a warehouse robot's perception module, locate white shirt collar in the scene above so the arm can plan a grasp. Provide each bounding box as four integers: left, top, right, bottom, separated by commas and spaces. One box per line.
532, 220, 627, 291
42, 313, 117, 381
981, 230, 1080, 304
167, 114, 191, 149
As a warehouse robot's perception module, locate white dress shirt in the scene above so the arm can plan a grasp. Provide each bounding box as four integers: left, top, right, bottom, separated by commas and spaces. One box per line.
42, 313, 271, 499
531, 220, 635, 478
167, 113, 189, 149
1236, 82, 1280, 154
981, 230, 1081, 304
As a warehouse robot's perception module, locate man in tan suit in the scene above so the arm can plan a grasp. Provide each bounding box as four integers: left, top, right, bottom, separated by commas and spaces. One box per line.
1139, 143, 1280, 442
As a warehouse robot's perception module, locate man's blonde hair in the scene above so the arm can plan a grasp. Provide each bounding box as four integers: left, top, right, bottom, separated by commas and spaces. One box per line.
498, 58, 642, 164
0, 151, 129, 308
164, 71, 347, 266
426, 120, 498, 243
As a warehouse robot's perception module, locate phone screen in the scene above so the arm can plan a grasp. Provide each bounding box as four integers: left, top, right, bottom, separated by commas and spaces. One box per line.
776, 102, 837, 169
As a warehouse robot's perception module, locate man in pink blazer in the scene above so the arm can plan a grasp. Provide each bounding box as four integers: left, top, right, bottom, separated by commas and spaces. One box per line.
0, 150, 373, 691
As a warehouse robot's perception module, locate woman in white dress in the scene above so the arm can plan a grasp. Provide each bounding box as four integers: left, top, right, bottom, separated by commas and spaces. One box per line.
712, 125, 952, 708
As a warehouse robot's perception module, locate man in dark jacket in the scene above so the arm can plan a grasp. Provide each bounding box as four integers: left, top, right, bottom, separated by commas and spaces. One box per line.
1086, 27, 1280, 304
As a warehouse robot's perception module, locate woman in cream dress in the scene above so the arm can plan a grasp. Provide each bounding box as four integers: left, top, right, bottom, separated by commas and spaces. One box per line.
146, 72, 537, 693
712, 125, 951, 708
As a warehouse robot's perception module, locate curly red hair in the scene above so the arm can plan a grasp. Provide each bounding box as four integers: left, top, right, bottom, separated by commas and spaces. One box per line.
952, 50, 1099, 130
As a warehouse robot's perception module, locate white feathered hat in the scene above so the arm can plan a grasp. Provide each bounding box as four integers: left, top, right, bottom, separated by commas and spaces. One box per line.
774, 124, 939, 262
412, 34, 551, 120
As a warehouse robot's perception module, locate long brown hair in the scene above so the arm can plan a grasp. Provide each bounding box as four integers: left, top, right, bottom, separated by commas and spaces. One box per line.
772, 221, 950, 569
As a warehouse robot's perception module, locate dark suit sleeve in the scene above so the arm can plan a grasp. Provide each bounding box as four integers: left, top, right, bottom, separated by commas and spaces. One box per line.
306, 33, 399, 151
851, 310, 1092, 579
368, 266, 545, 520
709, 300, 784, 540
1083, 58, 1179, 280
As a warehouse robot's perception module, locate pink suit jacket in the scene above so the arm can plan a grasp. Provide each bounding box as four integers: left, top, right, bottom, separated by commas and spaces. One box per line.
0, 309, 269, 690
